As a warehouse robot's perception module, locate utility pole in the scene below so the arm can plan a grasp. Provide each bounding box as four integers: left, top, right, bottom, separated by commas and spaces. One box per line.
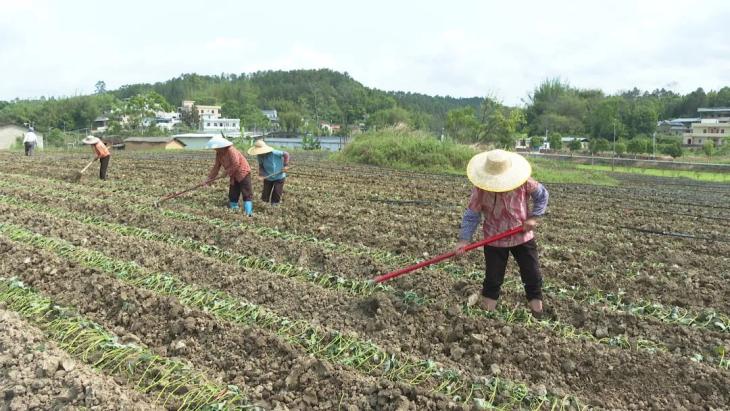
612, 121, 616, 171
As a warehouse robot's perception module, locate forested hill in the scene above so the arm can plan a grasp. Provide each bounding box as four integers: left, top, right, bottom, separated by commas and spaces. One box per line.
0, 69, 481, 134
111, 69, 482, 131
2, 69, 728, 146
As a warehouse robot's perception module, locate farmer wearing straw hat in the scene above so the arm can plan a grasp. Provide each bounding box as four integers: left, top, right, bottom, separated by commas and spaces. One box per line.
82, 136, 111, 180
455, 149, 549, 316
205, 135, 254, 216
247, 140, 289, 206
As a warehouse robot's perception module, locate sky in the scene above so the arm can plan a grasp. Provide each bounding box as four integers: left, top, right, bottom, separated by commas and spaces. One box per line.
1, 0, 729, 105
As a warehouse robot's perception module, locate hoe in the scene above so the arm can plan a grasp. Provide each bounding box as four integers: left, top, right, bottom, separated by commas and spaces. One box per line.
374, 226, 524, 283
153, 175, 226, 207
68, 158, 96, 182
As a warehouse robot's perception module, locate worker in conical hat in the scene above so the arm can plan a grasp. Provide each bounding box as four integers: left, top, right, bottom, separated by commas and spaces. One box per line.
82, 135, 111, 180
247, 139, 290, 206
205, 135, 254, 216
455, 149, 549, 317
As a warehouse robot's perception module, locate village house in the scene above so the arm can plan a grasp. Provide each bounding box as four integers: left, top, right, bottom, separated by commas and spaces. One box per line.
181, 100, 222, 119
201, 117, 240, 134
123, 136, 186, 150
683, 107, 729, 147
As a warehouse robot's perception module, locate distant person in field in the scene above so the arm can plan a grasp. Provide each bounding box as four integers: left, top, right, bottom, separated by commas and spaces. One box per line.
455, 149, 549, 316
82, 136, 111, 180
23, 127, 38, 156
205, 135, 254, 216
247, 139, 289, 206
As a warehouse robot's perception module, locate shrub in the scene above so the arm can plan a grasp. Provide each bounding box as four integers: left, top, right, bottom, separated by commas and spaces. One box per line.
568, 139, 582, 152
301, 135, 321, 150
334, 127, 476, 174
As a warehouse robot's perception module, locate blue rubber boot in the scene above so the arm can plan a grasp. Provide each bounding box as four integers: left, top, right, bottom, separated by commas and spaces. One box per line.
229, 201, 240, 210
243, 201, 253, 217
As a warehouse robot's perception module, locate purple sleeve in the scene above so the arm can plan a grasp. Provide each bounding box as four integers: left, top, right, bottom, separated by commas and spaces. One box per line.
529, 184, 549, 217
459, 208, 481, 241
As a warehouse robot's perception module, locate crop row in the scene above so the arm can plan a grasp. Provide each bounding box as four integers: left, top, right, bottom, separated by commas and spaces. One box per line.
2, 192, 728, 371
0, 277, 247, 410
1, 173, 725, 329
0, 221, 581, 409
2, 174, 728, 336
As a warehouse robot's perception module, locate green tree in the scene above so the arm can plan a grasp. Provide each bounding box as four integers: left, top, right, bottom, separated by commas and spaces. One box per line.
589, 97, 628, 139
659, 142, 683, 158
589, 138, 610, 154
530, 136, 543, 149
627, 103, 657, 136
279, 112, 303, 133
366, 107, 411, 129
95, 81, 107, 94
627, 138, 649, 155
45, 128, 65, 147
702, 141, 715, 158
614, 141, 627, 156
481, 109, 524, 149
301, 135, 321, 150
114, 92, 173, 129
568, 139, 582, 152
180, 104, 200, 129
446, 107, 480, 142
241, 109, 270, 132
548, 132, 562, 150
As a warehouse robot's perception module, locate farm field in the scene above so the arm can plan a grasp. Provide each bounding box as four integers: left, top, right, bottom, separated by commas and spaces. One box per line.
1, 150, 729, 410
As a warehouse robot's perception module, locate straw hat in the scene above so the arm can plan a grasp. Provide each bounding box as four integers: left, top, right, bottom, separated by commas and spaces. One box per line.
247, 139, 273, 156
205, 135, 233, 149
82, 135, 100, 145
466, 149, 531, 192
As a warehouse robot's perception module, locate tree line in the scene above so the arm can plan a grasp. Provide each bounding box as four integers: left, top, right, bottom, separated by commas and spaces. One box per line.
1, 71, 728, 154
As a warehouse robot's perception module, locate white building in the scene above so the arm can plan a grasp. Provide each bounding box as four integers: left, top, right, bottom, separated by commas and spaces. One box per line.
516, 136, 550, 150
201, 118, 240, 134
92, 116, 110, 133
262, 109, 278, 122
683, 107, 729, 147
153, 111, 181, 131
181, 100, 221, 119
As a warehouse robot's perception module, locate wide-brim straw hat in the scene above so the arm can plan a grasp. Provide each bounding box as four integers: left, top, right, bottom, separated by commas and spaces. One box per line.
206, 135, 233, 149
82, 136, 100, 145
247, 139, 273, 155
466, 149, 532, 192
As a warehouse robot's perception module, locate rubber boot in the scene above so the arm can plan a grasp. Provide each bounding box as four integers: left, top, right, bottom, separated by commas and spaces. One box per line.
243, 201, 253, 217
229, 201, 240, 210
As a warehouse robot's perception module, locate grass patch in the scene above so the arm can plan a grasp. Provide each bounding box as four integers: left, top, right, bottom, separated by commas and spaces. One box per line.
529, 158, 617, 186
334, 127, 475, 174
335, 129, 616, 185
576, 164, 730, 183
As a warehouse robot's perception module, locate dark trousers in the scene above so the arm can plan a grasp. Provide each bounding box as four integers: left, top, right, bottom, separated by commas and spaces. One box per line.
99, 156, 110, 180
24, 142, 35, 156
229, 174, 253, 203
482, 239, 543, 301
261, 179, 285, 204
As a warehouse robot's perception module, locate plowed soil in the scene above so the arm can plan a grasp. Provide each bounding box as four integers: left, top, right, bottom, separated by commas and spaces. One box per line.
1, 150, 729, 410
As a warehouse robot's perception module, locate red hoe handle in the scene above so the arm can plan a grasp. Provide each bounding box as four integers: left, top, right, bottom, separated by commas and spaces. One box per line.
373, 226, 524, 284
